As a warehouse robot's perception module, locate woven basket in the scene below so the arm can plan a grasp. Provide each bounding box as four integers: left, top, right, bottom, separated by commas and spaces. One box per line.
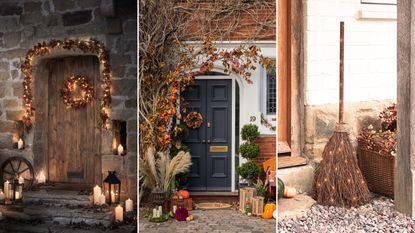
357, 147, 395, 198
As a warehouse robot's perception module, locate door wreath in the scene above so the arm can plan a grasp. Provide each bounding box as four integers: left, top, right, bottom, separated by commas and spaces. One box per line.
60, 75, 94, 109
184, 112, 203, 129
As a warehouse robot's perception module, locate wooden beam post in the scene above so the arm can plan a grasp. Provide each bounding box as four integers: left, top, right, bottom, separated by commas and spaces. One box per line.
396, 0, 415, 216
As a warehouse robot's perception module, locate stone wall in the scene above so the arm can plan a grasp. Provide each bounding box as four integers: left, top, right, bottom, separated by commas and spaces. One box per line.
304, 100, 395, 160
0, 0, 137, 200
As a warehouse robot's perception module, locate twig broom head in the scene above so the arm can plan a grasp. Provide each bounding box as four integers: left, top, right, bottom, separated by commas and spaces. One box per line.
313, 123, 371, 207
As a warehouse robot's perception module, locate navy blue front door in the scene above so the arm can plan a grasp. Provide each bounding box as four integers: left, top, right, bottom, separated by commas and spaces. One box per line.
183, 80, 232, 191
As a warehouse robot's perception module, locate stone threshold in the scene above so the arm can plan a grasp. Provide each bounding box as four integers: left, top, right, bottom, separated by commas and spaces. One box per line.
278, 156, 307, 169
190, 191, 238, 196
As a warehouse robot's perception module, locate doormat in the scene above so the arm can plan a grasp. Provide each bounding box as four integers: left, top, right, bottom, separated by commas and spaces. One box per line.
195, 202, 232, 210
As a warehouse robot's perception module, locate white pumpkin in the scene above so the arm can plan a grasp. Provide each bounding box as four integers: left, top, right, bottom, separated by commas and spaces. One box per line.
273, 210, 277, 219
284, 187, 297, 198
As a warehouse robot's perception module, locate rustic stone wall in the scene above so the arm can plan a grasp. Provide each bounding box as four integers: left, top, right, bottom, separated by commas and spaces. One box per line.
0, 0, 136, 200
304, 100, 394, 160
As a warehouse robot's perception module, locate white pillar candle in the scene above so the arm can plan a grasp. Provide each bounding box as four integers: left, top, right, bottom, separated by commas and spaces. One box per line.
38, 172, 46, 184
18, 176, 24, 184
152, 208, 157, 218
115, 205, 123, 222
158, 205, 162, 214
4, 181, 9, 199
111, 191, 115, 203
17, 139, 24, 149
0, 191, 4, 201
173, 205, 177, 214
15, 191, 20, 200
99, 194, 106, 205
125, 198, 133, 212
93, 185, 101, 205
117, 144, 124, 155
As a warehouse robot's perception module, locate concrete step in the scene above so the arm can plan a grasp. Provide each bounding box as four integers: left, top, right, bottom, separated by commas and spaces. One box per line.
2, 204, 113, 227
23, 190, 92, 207
278, 164, 315, 193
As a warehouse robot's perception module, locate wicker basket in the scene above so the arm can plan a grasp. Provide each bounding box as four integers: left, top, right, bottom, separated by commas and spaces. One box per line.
357, 147, 395, 198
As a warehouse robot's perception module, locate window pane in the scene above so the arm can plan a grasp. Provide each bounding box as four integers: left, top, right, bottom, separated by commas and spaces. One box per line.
266, 67, 276, 115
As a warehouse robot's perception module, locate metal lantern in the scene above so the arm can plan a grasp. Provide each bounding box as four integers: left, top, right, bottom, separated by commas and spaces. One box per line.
5, 178, 23, 203
103, 171, 121, 205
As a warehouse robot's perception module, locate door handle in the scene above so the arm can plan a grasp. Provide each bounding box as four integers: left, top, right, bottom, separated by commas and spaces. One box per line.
207, 140, 211, 144
207, 122, 211, 128
202, 140, 206, 143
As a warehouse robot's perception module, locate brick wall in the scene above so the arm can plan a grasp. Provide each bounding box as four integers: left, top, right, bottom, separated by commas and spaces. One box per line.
254, 135, 276, 170
182, 2, 276, 41
0, 0, 137, 200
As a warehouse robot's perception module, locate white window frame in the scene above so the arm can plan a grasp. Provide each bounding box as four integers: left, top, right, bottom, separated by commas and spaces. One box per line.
357, 0, 397, 19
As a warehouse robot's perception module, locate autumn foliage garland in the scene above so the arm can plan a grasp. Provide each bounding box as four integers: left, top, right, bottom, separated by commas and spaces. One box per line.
21, 38, 111, 129
140, 37, 273, 151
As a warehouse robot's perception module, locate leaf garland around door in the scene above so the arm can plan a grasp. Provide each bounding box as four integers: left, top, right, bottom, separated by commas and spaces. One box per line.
183, 111, 203, 129
60, 75, 94, 109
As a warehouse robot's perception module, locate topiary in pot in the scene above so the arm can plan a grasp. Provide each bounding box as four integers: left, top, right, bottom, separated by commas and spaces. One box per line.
240, 143, 260, 160
237, 162, 260, 185
241, 124, 260, 143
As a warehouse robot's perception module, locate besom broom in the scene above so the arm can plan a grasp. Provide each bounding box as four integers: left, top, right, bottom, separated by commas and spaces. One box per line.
313, 22, 371, 207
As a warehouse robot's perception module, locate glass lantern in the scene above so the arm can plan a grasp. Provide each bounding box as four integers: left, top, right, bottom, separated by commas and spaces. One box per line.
103, 171, 121, 205
6, 178, 23, 203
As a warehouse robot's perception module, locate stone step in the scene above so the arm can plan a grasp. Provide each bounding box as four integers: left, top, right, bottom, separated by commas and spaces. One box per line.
23, 190, 92, 207
2, 203, 113, 227
278, 164, 315, 193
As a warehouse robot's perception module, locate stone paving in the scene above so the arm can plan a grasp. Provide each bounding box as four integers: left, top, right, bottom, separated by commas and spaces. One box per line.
139, 209, 276, 233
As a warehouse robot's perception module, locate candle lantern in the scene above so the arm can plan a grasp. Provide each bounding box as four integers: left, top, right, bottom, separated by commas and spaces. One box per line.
103, 171, 121, 205
6, 178, 23, 203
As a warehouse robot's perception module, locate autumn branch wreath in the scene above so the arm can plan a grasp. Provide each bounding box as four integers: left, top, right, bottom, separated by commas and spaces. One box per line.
60, 75, 94, 109
183, 112, 203, 129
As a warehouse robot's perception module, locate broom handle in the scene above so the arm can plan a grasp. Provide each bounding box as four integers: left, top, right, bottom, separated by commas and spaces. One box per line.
339, 21, 344, 123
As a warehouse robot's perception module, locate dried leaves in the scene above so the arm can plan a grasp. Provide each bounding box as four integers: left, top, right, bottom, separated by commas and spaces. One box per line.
358, 104, 397, 156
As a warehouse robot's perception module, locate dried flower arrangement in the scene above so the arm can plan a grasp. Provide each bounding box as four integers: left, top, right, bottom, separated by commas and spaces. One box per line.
358, 104, 397, 157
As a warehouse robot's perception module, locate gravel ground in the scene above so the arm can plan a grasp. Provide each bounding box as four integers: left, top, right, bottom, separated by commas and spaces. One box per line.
279, 195, 415, 233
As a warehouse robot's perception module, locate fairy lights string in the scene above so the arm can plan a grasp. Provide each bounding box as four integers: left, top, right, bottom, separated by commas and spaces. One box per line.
21, 38, 112, 129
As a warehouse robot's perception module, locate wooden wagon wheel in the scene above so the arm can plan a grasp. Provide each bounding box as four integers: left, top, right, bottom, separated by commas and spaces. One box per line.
1, 157, 34, 191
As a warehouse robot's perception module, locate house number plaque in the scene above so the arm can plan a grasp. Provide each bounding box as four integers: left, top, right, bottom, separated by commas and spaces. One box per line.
210, 146, 228, 153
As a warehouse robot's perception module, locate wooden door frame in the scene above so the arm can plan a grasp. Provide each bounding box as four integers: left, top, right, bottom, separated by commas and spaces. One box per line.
278, 0, 304, 157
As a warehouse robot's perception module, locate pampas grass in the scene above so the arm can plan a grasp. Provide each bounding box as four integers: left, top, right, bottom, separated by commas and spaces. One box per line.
139, 147, 192, 194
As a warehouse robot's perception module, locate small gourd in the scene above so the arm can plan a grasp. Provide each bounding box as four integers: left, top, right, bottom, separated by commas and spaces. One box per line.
273, 210, 277, 219
177, 189, 190, 199
284, 187, 296, 198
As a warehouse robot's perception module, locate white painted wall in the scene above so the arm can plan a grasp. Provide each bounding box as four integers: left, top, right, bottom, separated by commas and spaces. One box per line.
304, 0, 397, 105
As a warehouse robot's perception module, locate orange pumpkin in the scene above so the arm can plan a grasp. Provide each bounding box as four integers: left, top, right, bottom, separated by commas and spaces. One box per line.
177, 190, 190, 199
264, 203, 276, 212
262, 203, 276, 219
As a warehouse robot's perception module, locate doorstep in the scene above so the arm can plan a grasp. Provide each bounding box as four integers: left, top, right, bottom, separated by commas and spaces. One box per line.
278, 164, 315, 194
278, 156, 307, 169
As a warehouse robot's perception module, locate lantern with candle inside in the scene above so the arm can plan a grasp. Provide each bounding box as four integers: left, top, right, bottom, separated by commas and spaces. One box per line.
112, 120, 127, 156
6, 178, 23, 203
103, 171, 121, 205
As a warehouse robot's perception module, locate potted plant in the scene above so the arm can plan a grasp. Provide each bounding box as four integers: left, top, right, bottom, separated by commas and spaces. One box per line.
237, 124, 261, 186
